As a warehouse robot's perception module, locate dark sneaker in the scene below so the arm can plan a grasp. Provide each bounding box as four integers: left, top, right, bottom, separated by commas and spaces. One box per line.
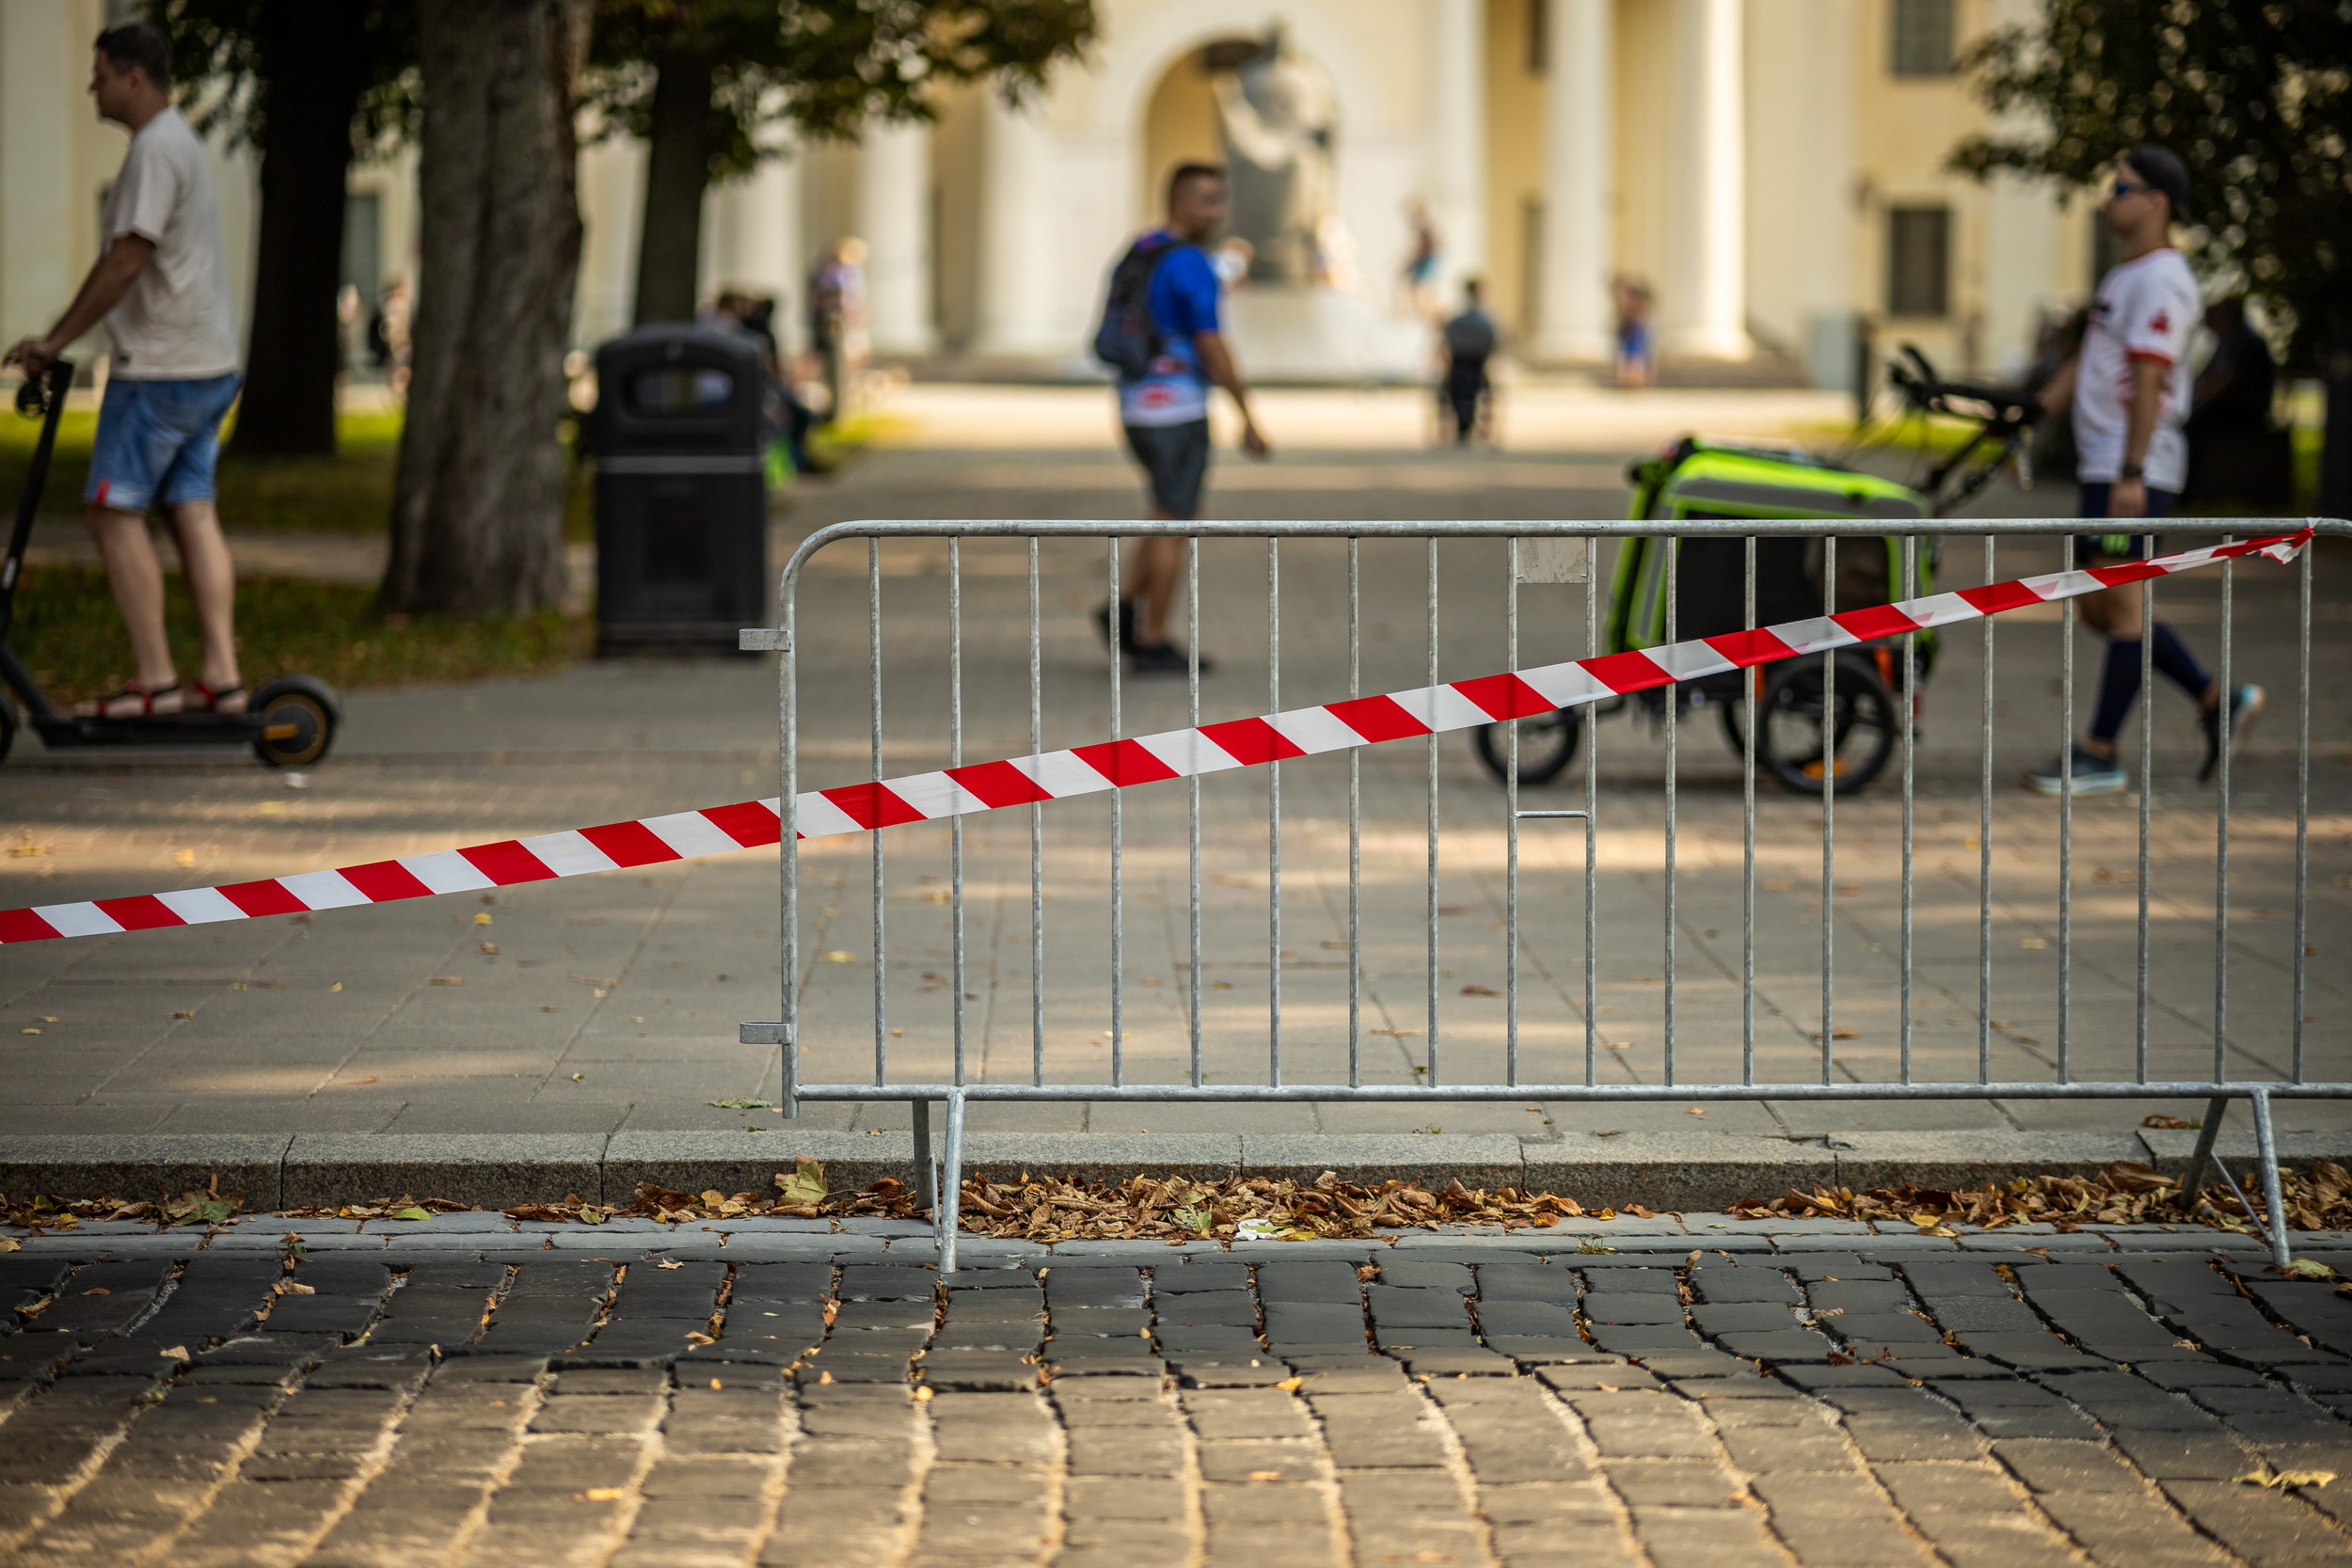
1129, 641, 1211, 677
1093, 599, 1140, 655
2198, 683, 2265, 782
2023, 748, 2128, 796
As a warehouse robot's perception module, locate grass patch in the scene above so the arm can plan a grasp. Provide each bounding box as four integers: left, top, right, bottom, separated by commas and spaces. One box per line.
3, 399, 882, 543
0, 407, 596, 538
7, 562, 590, 708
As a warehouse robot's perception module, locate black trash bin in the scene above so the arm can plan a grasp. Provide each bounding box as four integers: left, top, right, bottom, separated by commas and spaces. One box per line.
591, 325, 767, 656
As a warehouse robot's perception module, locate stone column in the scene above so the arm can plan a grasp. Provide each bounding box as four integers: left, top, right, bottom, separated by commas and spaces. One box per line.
1662, 0, 1749, 358
703, 149, 803, 349
1426, 0, 1488, 294
857, 119, 935, 356
973, 95, 1061, 357
1535, 0, 1613, 359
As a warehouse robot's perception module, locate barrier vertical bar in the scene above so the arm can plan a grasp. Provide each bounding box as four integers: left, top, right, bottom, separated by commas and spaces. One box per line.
779, 539, 801, 1117
1269, 537, 1283, 1087
2295, 542, 2311, 1084
1505, 538, 1520, 1087
1108, 539, 1124, 1087
2215, 540, 2233, 1085
1820, 537, 1836, 1085
949, 540, 966, 1087
1663, 535, 1678, 1086
1029, 539, 1045, 1086
1583, 533, 1599, 1086
2058, 537, 2075, 1084
1899, 535, 1916, 1084
1348, 537, 1362, 1089
1741, 535, 1756, 1085
1189, 538, 1204, 1088
870, 540, 887, 1085
1979, 537, 1995, 1084
2137, 534, 2154, 1083
1425, 536, 1441, 1086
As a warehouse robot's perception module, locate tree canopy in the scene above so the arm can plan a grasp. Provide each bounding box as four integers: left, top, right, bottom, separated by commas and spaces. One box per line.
1948, 0, 2352, 368
148, 0, 419, 160
590, 0, 1097, 322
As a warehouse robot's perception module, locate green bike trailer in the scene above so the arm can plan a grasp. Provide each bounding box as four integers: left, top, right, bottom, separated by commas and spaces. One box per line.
1613, 436, 1937, 673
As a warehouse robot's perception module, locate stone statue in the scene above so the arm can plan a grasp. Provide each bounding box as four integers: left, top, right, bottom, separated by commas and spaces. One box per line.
1210, 26, 1340, 284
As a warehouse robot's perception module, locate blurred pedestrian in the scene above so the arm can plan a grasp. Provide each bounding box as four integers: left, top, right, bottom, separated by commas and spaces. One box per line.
368, 278, 411, 394
1399, 200, 1438, 317
1091, 162, 1270, 675
2026, 145, 2261, 796
807, 239, 866, 423
3, 23, 245, 719
1438, 278, 1497, 446
1613, 276, 1655, 388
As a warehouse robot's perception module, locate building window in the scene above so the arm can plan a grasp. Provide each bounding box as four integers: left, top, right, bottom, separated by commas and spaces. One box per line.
1889, 0, 1955, 76
1886, 206, 1951, 318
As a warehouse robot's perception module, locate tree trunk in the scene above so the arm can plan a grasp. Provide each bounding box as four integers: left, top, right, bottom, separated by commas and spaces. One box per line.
382, 0, 590, 617
629, 49, 717, 325
227, 2, 370, 458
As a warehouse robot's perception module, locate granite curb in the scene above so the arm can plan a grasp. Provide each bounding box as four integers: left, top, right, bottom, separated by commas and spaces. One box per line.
8, 1126, 2343, 1209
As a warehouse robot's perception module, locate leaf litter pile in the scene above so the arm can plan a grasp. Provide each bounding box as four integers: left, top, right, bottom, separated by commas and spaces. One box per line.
8, 1159, 2351, 1246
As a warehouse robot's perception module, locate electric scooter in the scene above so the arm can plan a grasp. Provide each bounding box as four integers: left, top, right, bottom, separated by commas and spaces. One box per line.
1, 358, 339, 767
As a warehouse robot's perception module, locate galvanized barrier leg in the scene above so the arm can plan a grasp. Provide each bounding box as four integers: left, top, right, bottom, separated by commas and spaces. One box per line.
936, 1089, 967, 1274
2180, 1098, 2229, 1211
2249, 1086, 2295, 1270
913, 1100, 936, 1215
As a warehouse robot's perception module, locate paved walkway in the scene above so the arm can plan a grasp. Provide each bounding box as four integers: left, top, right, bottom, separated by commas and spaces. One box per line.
1, 404, 2343, 1141
4, 1219, 2352, 1566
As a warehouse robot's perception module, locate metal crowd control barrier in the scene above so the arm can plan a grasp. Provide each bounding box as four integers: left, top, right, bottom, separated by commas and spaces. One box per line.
744, 517, 2345, 1271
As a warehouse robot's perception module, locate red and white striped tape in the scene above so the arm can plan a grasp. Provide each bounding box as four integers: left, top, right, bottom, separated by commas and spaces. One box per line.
0, 529, 2309, 946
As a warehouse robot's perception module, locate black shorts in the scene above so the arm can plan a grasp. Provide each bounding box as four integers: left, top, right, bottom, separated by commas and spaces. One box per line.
2073, 481, 2177, 565
1123, 419, 1211, 519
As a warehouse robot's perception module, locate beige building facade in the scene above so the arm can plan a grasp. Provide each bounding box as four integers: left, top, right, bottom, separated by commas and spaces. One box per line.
5, 0, 2104, 388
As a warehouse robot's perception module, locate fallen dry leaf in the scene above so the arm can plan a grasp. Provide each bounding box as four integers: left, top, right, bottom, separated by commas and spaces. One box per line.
577, 1488, 627, 1502
2142, 1114, 2199, 1130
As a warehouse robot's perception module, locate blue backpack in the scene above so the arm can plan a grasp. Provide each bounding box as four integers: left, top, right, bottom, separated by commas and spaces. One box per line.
1091, 234, 1178, 379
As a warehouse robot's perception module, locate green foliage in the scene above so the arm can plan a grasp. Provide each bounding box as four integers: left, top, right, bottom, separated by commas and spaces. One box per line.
143, 0, 421, 156
585, 0, 1098, 179
1948, 0, 2352, 366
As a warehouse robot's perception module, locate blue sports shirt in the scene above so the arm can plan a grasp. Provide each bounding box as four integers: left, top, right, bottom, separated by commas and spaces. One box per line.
1118, 233, 1221, 428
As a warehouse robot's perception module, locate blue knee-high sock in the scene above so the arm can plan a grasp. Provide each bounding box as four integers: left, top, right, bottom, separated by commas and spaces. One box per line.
2090, 639, 2142, 744
2150, 621, 2210, 700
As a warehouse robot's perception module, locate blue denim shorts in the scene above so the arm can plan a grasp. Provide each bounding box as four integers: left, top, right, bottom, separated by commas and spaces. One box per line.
85, 372, 242, 514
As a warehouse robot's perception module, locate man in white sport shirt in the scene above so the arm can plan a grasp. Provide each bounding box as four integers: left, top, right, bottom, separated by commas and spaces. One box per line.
3, 23, 246, 720
2026, 144, 2260, 796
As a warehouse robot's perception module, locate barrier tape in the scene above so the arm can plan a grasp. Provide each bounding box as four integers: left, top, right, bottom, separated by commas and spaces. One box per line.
0, 528, 2311, 946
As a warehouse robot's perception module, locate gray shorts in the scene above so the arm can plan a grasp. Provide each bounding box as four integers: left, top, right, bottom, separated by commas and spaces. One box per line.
1123, 419, 1211, 519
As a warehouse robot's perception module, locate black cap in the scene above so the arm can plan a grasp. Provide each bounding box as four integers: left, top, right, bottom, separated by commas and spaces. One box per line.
2122, 144, 2191, 223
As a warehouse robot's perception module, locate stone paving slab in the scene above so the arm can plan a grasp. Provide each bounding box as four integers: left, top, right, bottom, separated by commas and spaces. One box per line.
4, 1223, 2350, 1565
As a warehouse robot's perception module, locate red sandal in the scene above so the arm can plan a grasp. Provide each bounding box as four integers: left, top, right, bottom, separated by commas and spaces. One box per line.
194, 681, 246, 714
74, 681, 182, 718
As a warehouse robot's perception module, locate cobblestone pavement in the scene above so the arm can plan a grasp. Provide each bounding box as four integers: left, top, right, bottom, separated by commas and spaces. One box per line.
6, 1219, 2352, 1565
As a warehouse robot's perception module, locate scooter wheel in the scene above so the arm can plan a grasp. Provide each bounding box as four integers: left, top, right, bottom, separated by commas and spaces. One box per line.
250, 675, 339, 768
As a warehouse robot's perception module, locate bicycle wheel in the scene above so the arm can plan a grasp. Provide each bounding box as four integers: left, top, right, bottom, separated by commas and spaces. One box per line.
1472, 708, 1583, 785
1758, 652, 1896, 796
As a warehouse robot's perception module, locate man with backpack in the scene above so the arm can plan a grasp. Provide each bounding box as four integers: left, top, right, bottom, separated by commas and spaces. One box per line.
1093, 162, 1270, 675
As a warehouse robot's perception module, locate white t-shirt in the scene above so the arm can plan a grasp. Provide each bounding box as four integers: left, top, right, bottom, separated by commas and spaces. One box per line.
100, 107, 238, 380
2073, 246, 2200, 492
